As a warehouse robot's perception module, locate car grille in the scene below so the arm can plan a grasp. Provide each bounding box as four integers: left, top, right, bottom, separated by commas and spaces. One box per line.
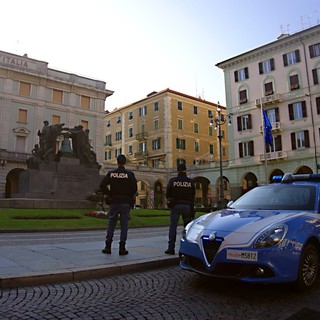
187, 258, 275, 278
202, 237, 222, 264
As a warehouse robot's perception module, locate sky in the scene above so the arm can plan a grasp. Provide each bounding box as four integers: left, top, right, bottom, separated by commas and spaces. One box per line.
1, 0, 320, 111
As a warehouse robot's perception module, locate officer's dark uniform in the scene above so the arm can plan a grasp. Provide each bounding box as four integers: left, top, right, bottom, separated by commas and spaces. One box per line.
100, 154, 137, 255
165, 163, 195, 255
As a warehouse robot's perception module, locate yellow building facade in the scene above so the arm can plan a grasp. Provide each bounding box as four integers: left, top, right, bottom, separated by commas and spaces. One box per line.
103, 88, 227, 169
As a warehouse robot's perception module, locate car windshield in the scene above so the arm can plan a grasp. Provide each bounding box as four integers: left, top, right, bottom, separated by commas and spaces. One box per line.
231, 184, 316, 210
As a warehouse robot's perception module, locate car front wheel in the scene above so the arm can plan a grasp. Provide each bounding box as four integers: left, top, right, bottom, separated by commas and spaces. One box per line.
296, 243, 319, 291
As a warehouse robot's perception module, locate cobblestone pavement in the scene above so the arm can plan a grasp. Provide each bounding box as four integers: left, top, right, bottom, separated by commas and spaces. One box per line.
1, 265, 320, 320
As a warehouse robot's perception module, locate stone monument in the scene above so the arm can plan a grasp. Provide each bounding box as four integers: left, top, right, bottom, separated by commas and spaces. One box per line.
12, 122, 103, 208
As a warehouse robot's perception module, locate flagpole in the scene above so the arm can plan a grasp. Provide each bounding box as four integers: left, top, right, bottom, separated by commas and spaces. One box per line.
261, 98, 268, 184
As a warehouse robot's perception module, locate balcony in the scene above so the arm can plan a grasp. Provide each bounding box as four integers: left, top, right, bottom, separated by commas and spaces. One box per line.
135, 151, 148, 158
255, 93, 282, 106
0, 149, 31, 163
104, 143, 113, 149
136, 132, 148, 141
259, 151, 287, 161
259, 122, 283, 133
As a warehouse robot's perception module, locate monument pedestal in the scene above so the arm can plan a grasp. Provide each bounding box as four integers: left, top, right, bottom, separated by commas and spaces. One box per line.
11, 157, 103, 207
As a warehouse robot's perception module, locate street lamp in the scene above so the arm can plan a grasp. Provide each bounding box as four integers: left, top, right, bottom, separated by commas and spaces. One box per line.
210, 102, 227, 208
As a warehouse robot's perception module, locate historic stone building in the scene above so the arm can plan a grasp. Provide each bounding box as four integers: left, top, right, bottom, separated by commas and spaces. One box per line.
102, 89, 228, 208
0, 50, 113, 199
216, 23, 320, 199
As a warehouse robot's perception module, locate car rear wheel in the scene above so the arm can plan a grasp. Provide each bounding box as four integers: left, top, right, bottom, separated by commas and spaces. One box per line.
296, 243, 319, 291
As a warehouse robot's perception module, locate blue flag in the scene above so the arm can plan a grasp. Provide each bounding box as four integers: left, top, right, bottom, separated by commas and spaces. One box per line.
263, 108, 273, 147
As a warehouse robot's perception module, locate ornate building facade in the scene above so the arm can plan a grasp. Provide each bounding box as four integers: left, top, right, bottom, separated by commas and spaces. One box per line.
216, 23, 320, 199
0, 50, 113, 199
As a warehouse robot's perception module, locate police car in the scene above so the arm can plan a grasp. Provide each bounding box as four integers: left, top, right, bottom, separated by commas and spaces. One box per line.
179, 173, 320, 290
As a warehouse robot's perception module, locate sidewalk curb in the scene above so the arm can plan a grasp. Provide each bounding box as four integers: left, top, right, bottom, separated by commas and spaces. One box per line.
0, 256, 179, 289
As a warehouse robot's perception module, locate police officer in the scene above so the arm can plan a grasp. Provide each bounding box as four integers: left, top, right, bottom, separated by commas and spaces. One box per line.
100, 154, 137, 255
165, 163, 195, 255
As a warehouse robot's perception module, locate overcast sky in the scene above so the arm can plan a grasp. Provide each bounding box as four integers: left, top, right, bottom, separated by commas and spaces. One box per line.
1, 0, 319, 111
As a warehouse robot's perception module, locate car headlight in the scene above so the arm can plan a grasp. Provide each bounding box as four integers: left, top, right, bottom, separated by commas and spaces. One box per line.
182, 220, 193, 240
182, 220, 205, 242
253, 224, 288, 248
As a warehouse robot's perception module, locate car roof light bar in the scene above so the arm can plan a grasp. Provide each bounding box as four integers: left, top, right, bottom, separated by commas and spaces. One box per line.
280, 173, 320, 183
272, 175, 283, 182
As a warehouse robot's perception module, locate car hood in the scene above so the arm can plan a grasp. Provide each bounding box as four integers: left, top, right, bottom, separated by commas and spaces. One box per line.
191, 209, 307, 245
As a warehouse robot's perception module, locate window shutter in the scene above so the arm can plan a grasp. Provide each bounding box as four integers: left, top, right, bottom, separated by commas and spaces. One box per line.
283, 54, 288, 67
244, 67, 249, 79
295, 50, 301, 63
316, 97, 320, 114
312, 69, 319, 85
248, 114, 252, 129
239, 90, 247, 104
291, 132, 296, 150
239, 143, 243, 158
265, 82, 273, 95
258, 62, 263, 74
275, 135, 282, 152
309, 45, 315, 58
288, 104, 294, 120
270, 58, 275, 71
234, 71, 239, 82
290, 74, 299, 90
304, 130, 310, 148
237, 116, 242, 131
249, 141, 254, 156
302, 101, 307, 118
275, 107, 280, 122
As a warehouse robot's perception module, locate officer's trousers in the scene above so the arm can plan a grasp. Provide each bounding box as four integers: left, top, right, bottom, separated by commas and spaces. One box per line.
168, 204, 192, 250
106, 203, 131, 243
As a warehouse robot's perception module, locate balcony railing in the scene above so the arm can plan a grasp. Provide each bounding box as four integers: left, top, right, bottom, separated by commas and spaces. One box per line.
0, 149, 31, 162
259, 122, 282, 133
135, 151, 148, 158
136, 132, 148, 140
255, 93, 282, 106
259, 151, 287, 161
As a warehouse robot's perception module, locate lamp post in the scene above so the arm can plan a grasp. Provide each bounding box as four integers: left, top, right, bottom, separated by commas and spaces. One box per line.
217, 106, 224, 203
210, 102, 227, 208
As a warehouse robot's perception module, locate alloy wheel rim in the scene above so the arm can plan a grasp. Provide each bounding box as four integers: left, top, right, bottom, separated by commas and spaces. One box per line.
302, 251, 318, 286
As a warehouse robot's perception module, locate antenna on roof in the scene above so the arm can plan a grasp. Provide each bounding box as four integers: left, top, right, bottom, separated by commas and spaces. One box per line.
280, 25, 284, 33
300, 16, 305, 30
308, 10, 318, 27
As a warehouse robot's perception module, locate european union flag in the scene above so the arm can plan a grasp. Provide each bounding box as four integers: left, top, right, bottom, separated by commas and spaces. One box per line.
263, 108, 273, 147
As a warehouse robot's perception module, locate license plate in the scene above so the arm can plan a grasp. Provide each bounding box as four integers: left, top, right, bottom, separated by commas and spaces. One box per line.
227, 249, 258, 261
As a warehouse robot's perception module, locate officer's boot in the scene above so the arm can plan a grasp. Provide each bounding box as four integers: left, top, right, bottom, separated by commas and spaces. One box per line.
165, 243, 175, 255
119, 241, 129, 255
102, 241, 112, 254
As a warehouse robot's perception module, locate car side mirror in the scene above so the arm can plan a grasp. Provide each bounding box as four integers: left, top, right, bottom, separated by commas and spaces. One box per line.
227, 200, 234, 208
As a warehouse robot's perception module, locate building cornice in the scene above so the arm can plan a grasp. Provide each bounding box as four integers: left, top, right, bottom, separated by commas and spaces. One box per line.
107, 88, 224, 115
216, 24, 320, 69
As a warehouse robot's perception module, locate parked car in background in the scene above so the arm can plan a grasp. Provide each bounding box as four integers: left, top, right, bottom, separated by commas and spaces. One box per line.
179, 173, 320, 290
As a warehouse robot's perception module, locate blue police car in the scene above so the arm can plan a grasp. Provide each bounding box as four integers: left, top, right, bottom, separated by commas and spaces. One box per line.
179, 173, 320, 290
